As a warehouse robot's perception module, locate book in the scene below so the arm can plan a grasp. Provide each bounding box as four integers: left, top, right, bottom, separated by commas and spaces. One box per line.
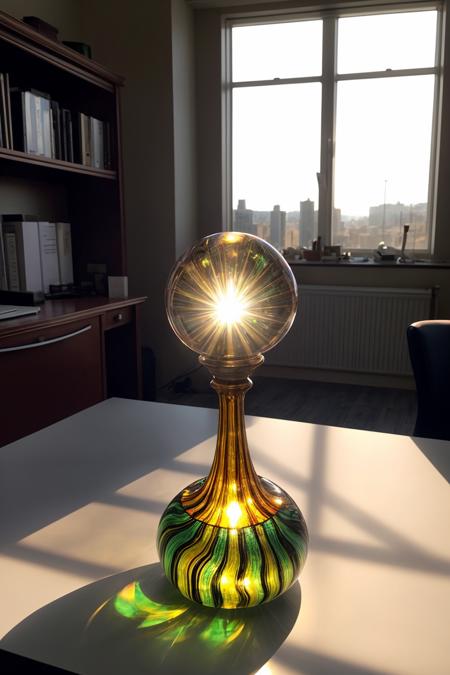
56, 222, 74, 284
0, 224, 8, 290
41, 96, 52, 158
34, 94, 44, 156
49, 104, 55, 158
65, 109, 74, 162
61, 106, 68, 160
104, 121, 112, 169
60, 108, 74, 162
23, 91, 37, 154
0, 73, 8, 148
91, 117, 104, 168
72, 110, 80, 162
80, 112, 91, 165
3, 231, 20, 291
5, 74, 13, 149
2, 216, 43, 292
0, 80, 3, 147
38, 221, 60, 292
29, 89, 52, 157
50, 100, 61, 159
0, 73, 14, 149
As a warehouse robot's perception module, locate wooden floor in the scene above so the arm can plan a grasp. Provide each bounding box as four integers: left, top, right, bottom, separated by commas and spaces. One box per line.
158, 374, 417, 436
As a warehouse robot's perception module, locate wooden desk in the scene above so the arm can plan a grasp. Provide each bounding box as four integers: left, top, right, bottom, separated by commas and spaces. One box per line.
0, 297, 146, 447
0, 399, 449, 674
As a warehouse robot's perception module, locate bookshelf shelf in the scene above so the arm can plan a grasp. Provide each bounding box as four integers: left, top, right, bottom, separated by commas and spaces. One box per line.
0, 146, 118, 179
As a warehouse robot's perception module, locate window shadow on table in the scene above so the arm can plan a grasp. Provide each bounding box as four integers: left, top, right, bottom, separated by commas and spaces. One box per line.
1, 563, 301, 675
255, 425, 450, 577
0, 400, 217, 547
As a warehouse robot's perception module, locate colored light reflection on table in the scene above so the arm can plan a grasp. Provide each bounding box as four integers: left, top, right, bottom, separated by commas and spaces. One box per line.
113, 581, 246, 647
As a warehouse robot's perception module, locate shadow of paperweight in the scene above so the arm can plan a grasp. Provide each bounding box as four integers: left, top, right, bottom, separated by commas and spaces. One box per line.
2, 563, 301, 675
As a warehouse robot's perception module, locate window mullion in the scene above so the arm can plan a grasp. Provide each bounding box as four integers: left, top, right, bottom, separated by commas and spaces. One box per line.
223, 19, 233, 230
318, 16, 337, 246
427, 6, 444, 253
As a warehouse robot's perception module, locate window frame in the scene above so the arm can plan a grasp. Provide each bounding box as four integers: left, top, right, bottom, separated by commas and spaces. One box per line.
222, 1, 444, 256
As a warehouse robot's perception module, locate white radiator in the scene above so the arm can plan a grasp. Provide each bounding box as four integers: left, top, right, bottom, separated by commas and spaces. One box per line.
267, 285, 436, 376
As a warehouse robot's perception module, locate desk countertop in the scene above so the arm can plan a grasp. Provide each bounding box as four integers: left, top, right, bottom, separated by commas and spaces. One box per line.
0, 398, 449, 675
0, 296, 147, 337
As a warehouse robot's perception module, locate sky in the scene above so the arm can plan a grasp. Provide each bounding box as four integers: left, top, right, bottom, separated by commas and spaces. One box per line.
232, 10, 438, 216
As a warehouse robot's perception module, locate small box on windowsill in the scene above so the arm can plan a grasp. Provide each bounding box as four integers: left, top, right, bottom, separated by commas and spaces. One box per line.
302, 250, 321, 262
323, 245, 341, 261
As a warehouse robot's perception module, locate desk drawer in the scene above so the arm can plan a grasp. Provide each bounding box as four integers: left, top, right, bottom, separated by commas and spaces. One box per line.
0, 318, 103, 446
103, 306, 132, 331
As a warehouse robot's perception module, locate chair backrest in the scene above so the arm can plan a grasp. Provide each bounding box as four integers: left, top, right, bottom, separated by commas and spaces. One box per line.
407, 320, 450, 440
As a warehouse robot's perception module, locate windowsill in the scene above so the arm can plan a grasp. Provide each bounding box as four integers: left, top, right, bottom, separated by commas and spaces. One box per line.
288, 259, 450, 269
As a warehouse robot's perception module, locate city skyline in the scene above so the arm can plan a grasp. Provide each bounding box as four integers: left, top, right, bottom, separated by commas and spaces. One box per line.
234, 198, 429, 250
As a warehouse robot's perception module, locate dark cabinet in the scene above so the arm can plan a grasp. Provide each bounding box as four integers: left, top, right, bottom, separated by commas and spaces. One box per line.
0, 317, 103, 446
0, 296, 145, 447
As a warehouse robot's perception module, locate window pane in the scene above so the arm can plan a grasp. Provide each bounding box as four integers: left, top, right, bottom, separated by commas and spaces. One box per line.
337, 11, 437, 74
232, 83, 321, 250
333, 76, 435, 251
232, 20, 322, 81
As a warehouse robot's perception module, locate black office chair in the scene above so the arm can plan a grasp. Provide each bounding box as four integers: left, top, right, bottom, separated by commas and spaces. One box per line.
407, 320, 450, 441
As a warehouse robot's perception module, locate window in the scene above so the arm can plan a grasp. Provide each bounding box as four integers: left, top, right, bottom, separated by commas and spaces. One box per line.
227, 4, 442, 254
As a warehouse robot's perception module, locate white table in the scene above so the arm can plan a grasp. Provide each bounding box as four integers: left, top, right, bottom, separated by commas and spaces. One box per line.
0, 398, 449, 675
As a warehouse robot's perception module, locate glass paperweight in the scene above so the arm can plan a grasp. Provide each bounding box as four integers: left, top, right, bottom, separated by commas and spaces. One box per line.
157, 232, 308, 608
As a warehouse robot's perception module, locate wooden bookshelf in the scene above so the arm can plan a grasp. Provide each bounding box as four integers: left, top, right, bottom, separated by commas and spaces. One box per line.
0, 11, 147, 447
0, 9, 126, 278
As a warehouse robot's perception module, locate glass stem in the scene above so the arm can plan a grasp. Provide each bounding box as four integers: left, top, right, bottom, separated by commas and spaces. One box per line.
182, 378, 277, 527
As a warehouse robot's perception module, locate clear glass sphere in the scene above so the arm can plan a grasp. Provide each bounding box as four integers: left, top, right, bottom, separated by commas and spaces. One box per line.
166, 232, 298, 360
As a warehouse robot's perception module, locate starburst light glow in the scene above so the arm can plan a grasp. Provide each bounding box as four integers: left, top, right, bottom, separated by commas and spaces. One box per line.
214, 281, 247, 326
166, 232, 298, 359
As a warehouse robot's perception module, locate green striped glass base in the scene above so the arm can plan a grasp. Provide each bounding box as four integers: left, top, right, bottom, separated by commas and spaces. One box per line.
157, 477, 308, 609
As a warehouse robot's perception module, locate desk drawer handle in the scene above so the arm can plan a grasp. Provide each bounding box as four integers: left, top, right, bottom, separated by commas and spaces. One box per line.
0, 324, 92, 353
114, 313, 123, 322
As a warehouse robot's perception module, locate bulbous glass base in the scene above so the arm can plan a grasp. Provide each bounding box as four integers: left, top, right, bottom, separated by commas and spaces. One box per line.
157, 476, 308, 609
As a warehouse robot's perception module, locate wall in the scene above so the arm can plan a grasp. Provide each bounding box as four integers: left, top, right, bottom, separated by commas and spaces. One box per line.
171, 0, 199, 376
0, 0, 82, 40
173, 0, 198, 259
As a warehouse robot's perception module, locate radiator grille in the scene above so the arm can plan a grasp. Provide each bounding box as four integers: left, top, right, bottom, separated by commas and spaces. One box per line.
267, 285, 435, 376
